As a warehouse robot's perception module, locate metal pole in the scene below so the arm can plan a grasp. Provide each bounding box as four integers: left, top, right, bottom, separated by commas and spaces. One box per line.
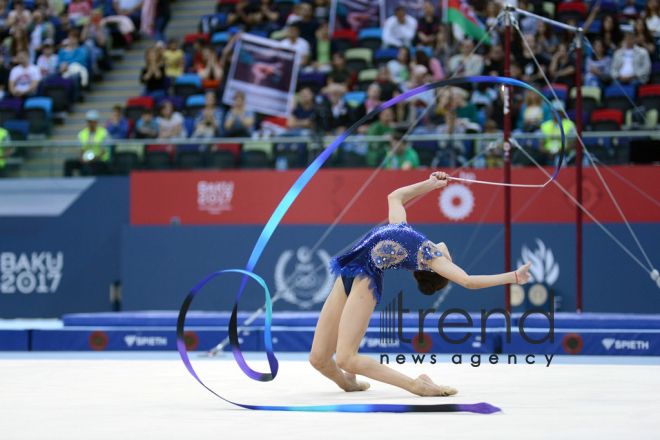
575, 30, 584, 313
504, 10, 512, 313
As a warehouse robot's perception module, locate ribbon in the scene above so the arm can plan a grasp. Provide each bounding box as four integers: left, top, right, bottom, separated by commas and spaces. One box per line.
177, 76, 566, 414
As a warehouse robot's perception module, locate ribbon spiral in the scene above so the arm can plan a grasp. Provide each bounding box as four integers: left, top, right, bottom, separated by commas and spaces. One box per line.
177, 76, 566, 414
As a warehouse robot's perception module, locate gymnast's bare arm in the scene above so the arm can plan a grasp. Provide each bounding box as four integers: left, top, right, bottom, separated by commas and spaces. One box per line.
431, 254, 532, 289
387, 172, 449, 224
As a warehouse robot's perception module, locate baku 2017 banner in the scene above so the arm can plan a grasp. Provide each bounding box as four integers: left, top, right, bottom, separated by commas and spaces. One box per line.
222, 33, 300, 117
329, 0, 383, 35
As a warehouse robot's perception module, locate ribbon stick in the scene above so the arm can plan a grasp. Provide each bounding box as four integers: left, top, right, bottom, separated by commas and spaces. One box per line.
177, 76, 565, 414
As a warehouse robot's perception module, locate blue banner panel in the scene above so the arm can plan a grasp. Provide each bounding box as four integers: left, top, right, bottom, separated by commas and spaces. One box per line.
0, 177, 129, 319
30, 328, 259, 351
502, 330, 660, 356
0, 330, 29, 350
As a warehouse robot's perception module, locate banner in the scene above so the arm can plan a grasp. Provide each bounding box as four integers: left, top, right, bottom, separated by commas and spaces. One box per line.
446, 0, 491, 44
329, 0, 383, 35
130, 167, 660, 226
222, 34, 300, 117
384, 0, 439, 20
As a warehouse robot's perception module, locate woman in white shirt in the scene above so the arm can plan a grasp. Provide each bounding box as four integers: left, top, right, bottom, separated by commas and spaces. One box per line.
643, 0, 660, 33
157, 100, 186, 139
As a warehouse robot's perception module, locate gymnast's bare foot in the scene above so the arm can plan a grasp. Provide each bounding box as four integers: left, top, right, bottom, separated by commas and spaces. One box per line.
413, 374, 458, 396
343, 372, 370, 392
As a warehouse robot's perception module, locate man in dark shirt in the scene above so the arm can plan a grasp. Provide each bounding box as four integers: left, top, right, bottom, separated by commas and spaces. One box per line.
297, 2, 319, 46
287, 87, 316, 133
327, 53, 350, 88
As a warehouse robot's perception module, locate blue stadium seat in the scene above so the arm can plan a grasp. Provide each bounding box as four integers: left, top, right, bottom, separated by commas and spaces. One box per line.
357, 28, 382, 51
604, 85, 636, 113
297, 72, 326, 94
2, 120, 29, 141
542, 85, 568, 103
410, 47, 433, 58
604, 85, 636, 100
185, 94, 206, 108
24, 97, 53, 119
184, 117, 195, 138
211, 32, 230, 45
374, 48, 398, 65
0, 98, 23, 121
174, 74, 202, 100
344, 91, 367, 107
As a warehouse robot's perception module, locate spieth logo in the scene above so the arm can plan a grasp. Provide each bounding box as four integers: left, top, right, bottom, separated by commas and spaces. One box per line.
275, 246, 334, 309
124, 335, 168, 347
438, 177, 475, 221
516, 239, 559, 286
360, 337, 400, 349
197, 181, 233, 214
602, 338, 649, 350
1, 252, 63, 294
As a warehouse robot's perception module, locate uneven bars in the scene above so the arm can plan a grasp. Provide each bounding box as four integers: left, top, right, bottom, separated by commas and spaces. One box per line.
504, 5, 581, 33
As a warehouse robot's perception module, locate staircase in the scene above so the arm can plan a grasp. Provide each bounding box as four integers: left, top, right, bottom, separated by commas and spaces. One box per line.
16, 0, 215, 177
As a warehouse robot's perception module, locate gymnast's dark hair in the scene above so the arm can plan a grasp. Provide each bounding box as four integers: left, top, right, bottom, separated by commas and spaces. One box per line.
413, 270, 449, 296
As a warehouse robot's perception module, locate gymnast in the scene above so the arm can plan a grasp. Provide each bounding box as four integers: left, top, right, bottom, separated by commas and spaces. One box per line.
309, 172, 532, 396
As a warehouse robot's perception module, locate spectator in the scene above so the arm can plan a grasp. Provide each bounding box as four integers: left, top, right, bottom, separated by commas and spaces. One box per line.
391, 89, 411, 125
323, 83, 351, 133
228, 0, 257, 28
36, 39, 57, 76
549, 42, 576, 88
375, 66, 397, 101
58, 31, 89, 88
353, 82, 382, 129
313, 0, 329, 24
154, 0, 171, 43
621, 0, 640, 16
284, 3, 303, 27
0, 55, 11, 99
134, 110, 158, 138
610, 31, 652, 87
280, 22, 310, 67
195, 46, 223, 81
6, 0, 31, 34
33, 0, 55, 18
67, 0, 91, 22
248, 0, 279, 33
141, 47, 166, 94
224, 91, 256, 137
296, 3, 318, 45
190, 37, 206, 67
518, 88, 550, 132
479, 119, 503, 169
162, 38, 184, 78
8, 26, 29, 62
483, 1, 503, 35
0, 0, 10, 38
106, 105, 130, 139
194, 90, 224, 136
470, 82, 498, 120
287, 86, 315, 132
64, 110, 110, 176
536, 20, 558, 56
27, 10, 55, 61
0, 124, 14, 177
540, 100, 575, 163
81, 9, 111, 72
365, 107, 395, 166
113, 0, 143, 29
327, 52, 350, 88
191, 107, 220, 138
411, 49, 444, 81
8, 50, 41, 98
634, 18, 656, 58
54, 13, 72, 46
311, 22, 337, 72
156, 99, 186, 139
435, 108, 467, 163
517, 33, 550, 84
416, 1, 439, 48
483, 43, 504, 76
448, 39, 484, 77
584, 38, 612, 88
433, 23, 456, 61
382, 129, 419, 170
403, 65, 434, 111
382, 6, 417, 48
643, 0, 660, 33
599, 12, 622, 54
517, 0, 537, 35
387, 46, 411, 84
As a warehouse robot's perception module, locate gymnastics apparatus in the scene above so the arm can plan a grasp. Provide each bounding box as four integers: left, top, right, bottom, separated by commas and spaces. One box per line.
177, 6, 659, 415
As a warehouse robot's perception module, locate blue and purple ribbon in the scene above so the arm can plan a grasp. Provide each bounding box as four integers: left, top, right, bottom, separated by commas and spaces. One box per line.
177, 76, 566, 414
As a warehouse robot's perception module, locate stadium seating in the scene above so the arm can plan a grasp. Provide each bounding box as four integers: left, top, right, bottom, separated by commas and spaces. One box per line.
41, 77, 73, 113
374, 48, 399, 65
3, 120, 30, 142
208, 149, 236, 168
638, 85, 660, 113
125, 96, 155, 122
357, 28, 383, 51
569, 87, 601, 115
297, 72, 326, 94
556, 2, 586, 22
344, 91, 367, 107
356, 69, 378, 91
183, 33, 210, 54
174, 74, 203, 100
590, 109, 623, 131
542, 84, 569, 103
0, 99, 23, 122
185, 94, 206, 117
111, 152, 141, 174
603, 85, 636, 113
344, 48, 373, 72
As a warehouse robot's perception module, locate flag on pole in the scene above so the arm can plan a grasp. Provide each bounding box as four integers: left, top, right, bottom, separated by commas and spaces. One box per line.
446, 0, 491, 44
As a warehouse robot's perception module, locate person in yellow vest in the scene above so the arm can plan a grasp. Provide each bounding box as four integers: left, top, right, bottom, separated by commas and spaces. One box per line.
540, 99, 575, 164
0, 127, 15, 177
64, 110, 110, 176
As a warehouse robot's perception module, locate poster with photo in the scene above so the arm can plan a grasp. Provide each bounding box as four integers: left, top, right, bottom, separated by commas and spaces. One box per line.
329, 0, 383, 35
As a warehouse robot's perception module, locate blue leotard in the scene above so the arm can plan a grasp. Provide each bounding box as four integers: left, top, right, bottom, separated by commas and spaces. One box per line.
328, 222, 443, 305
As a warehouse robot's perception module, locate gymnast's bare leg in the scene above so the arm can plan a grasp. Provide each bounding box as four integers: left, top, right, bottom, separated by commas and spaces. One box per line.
309, 277, 368, 392
312, 275, 456, 396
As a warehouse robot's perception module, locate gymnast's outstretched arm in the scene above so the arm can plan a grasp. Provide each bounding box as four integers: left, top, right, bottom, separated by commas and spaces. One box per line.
387, 172, 448, 224
431, 255, 532, 289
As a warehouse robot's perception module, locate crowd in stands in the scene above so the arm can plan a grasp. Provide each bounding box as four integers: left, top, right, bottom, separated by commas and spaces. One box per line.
2, 0, 660, 176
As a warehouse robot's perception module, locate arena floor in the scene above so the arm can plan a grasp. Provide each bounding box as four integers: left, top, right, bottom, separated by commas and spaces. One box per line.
2, 352, 659, 440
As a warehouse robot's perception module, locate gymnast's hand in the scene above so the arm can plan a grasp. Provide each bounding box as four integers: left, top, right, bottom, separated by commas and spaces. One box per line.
430, 172, 449, 189
515, 262, 532, 285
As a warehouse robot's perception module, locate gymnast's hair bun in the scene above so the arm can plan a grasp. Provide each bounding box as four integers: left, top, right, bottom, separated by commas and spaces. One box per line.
413, 271, 449, 296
